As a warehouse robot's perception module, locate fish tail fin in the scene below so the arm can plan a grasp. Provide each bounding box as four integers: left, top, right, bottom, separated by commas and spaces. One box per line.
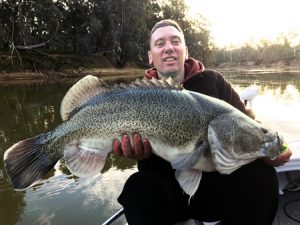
3, 134, 59, 190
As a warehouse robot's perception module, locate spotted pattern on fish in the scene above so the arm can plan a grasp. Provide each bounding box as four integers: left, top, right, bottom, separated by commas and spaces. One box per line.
3, 75, 284, 197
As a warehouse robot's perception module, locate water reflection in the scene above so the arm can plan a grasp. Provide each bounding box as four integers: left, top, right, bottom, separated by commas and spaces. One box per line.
19, 163, 136, 225
223, 71, 300, 88
0, 73, 299, 225
224, 72, 300, 143
254, 85, 300, 142
0, 83, 68, 225
0, 78, 138, 225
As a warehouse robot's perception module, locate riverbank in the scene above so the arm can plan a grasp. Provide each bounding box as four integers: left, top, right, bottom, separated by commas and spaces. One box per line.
214, 59, 300, 73
0, 67, 146, 81
1, 60, 300, 82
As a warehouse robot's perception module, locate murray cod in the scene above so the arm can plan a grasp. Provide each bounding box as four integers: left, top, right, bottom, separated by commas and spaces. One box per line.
3, 75, 284, 197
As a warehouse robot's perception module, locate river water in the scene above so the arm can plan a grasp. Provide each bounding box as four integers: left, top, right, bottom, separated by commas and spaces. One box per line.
0, 71, 299, 225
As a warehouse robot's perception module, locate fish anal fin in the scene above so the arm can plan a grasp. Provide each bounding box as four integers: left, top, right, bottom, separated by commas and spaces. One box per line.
64, 140, 110, 177
175, 169, 202, 200
60, 75, 109, 121
3, 134, 59, 190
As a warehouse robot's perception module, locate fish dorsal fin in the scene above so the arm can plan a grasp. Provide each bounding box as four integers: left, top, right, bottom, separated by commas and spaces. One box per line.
114, 77, 183, 90
61, 76, 182, 120
60, 75, 108, 121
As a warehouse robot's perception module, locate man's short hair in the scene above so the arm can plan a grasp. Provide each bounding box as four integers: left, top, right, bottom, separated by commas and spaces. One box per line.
150, 19, 183, 36
149, 19, 185, 46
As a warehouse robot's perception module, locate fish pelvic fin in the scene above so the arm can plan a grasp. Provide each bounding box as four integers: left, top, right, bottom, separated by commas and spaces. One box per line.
60, 75, 109, 121
175, 169, 202, 202
3, 134, 59, 190
64, 140, 111, 177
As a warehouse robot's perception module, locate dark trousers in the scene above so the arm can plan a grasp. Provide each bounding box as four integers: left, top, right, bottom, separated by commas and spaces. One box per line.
118, 160, 279, 225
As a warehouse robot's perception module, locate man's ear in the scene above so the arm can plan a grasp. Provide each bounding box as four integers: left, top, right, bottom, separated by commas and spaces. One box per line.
148, 51, 153, 65
185, 46, 189, 60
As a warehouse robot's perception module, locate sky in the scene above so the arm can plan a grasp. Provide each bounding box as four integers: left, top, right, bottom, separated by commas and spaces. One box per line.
184, 0, 300, 48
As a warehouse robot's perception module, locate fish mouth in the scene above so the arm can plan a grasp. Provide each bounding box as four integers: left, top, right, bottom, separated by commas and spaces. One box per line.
262, 133, 283, 159
276, 132, 284, 147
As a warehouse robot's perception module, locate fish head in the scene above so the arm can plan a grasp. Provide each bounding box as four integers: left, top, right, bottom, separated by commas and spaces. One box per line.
208, 112, 284, 160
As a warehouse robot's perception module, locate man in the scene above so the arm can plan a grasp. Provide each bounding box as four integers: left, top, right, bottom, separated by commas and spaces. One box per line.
112, 19, 292, 225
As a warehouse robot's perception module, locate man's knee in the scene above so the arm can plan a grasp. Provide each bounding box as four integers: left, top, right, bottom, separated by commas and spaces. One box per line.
118, 171, 168, 205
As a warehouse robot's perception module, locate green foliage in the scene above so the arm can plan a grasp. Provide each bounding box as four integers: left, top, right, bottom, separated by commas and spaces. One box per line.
0, 0, 212, 70
1, 0, 299, 71
211, 40, 300, 66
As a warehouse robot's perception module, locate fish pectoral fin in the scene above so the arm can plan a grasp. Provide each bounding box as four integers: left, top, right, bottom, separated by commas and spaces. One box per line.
171, 141, 207, 170
175, 169, 202, 198
64, 141, 110, 177
3, 133, 59, 190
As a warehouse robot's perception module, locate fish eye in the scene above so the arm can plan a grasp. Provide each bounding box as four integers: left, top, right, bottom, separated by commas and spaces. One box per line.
261, 128, 268, 134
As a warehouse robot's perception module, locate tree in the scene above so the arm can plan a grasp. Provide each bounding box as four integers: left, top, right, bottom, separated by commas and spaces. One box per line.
184, 15, 213, 65
107, 0, 160, 66
159, 0, 213, 64
0, 0, 215, 70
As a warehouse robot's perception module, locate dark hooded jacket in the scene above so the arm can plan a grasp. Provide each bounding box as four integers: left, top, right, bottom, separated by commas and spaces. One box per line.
139, 57, 247, 177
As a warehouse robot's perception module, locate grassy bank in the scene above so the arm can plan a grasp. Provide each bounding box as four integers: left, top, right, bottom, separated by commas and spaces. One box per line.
2, 65, 300, 83
0, 67, 145, 81
0, 52, 146, 81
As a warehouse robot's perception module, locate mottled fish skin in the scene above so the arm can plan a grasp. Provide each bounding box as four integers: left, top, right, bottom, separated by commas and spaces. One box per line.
3, 75, 284, 197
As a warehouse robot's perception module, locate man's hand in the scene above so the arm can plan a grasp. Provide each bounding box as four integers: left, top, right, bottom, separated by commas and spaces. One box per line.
112, 133, 152, 160
262, 148, 292, 167
245, 108, 255, 119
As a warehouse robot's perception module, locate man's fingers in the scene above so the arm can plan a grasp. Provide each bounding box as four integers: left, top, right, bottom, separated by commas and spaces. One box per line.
133, 133, 144, 160
112, 139, 123, 156
112, 134, 152, 160
121, 134, 135, 158
277, 148, 292, 165
263, 148, 293, 167
142, 138, 152, 159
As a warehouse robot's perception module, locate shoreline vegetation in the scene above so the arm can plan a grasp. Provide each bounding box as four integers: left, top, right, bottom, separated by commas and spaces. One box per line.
1, 0, 299, 84
1, 58, 300, 83
0, 67, 146, 81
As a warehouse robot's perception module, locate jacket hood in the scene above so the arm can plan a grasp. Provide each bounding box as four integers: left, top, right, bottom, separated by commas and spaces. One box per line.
144, 57, 205, 83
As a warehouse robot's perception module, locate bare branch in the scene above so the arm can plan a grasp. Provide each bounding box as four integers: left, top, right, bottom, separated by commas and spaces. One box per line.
9, 6, 22, 66
15, 17, 60, 50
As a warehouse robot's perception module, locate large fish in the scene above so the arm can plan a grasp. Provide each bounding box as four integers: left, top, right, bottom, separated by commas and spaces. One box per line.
3, 75, 284, 197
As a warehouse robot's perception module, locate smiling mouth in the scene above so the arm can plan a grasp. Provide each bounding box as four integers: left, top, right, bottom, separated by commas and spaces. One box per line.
164, 57, 177, 62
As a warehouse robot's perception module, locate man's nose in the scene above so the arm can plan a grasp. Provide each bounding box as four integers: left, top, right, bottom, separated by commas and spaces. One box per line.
164, 41, 174, 53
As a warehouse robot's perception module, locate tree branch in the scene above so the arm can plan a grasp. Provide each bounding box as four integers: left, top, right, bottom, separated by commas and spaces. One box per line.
15, 17, 60, 50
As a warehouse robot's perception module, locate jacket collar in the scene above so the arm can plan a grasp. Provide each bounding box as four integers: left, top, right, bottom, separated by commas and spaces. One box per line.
144, 57, 205, 83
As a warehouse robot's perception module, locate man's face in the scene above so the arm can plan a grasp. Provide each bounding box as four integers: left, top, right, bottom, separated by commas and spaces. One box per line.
148, 26, 188, 79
